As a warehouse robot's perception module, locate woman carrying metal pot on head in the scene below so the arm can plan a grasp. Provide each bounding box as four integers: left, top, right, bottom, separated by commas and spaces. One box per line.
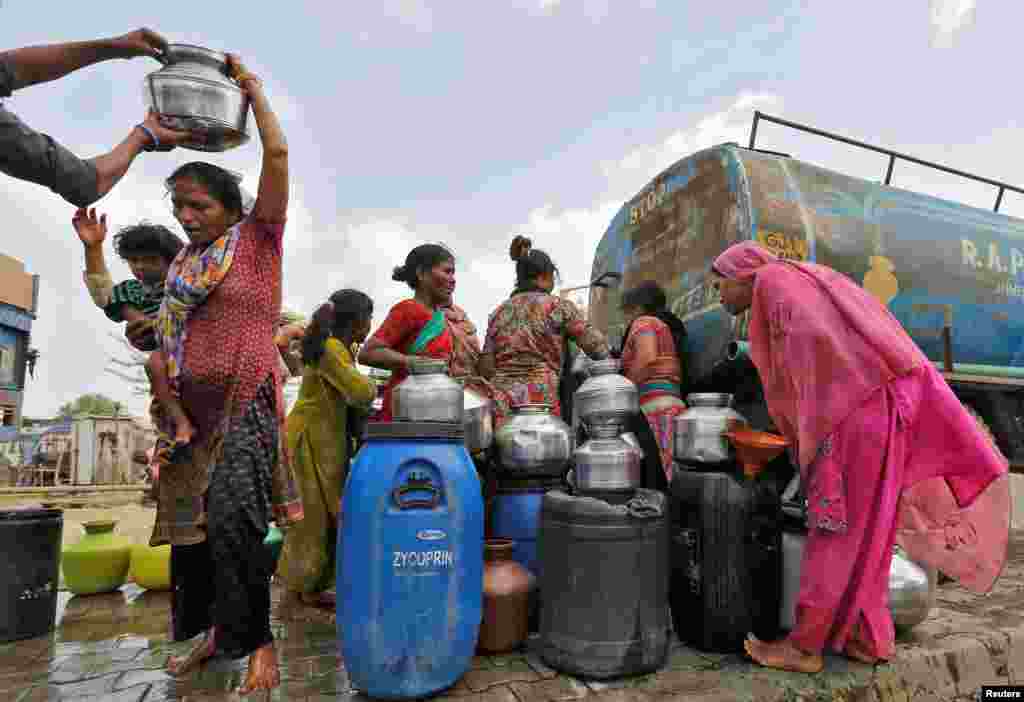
126, 54, 302, 696
479, 236, 609, 429
710, 241, 1010, 673
358, 244, 457, 420
618, 280, 688, 484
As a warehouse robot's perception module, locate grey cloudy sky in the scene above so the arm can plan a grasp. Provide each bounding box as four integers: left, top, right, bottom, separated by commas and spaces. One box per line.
1, 0, 1013, 418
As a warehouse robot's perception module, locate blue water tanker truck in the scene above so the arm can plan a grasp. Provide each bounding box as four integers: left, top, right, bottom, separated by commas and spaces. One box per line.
585, 112, 1024, 467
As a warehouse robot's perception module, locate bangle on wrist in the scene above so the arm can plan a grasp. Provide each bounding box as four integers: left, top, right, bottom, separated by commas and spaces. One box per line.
135, 123, 158, 152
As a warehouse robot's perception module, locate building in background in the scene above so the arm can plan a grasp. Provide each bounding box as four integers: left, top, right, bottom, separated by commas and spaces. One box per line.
0, 253, 39, 442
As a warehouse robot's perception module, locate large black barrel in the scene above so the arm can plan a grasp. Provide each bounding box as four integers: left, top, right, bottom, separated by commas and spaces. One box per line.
669, 470, 780, 653
538, 489, 670, 679
0, 508, 63, 642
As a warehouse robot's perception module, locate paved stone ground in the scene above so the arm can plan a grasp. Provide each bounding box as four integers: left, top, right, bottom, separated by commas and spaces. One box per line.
1, 532, 1021, 701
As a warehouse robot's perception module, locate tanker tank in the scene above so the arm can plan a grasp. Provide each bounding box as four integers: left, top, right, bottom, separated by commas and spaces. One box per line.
587, 143, 1024, 388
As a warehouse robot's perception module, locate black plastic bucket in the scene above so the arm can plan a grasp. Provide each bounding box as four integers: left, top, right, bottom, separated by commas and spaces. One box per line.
0, 508, 63, 642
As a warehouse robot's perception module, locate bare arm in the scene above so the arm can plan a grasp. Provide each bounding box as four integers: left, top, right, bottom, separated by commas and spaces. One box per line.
0, 29, 167, 91
357, 342, 414, 373
228, 57, 288, 223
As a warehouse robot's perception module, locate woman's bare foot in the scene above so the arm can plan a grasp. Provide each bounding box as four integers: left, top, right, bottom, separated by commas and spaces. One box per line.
238, 642, 280, 695
167, 628, 216, 676
844, 638, 880, 665
744, 633, 824, 673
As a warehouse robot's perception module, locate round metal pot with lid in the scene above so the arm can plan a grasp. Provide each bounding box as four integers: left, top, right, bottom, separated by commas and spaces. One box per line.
463, 385, 494, 453
143, 44, 251, 152
494, 404, 572, 477
573, 359, 639, 430
673, 393, 749, 465
393, 359, 464, 423
568, 423, 642, 493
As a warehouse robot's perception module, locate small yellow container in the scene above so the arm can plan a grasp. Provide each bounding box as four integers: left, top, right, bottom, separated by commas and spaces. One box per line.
128, 543, 172, 591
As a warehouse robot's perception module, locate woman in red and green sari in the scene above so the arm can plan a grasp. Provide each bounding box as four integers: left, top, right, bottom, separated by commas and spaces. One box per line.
359, 244, 457, 421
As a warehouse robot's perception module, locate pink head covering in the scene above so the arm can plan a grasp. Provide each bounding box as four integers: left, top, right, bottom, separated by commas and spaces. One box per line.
712, 241, 927, 469
712, 240, 778, 280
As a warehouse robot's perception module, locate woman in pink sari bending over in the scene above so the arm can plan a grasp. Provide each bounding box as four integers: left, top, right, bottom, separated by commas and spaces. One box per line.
712, 241, 1011, 673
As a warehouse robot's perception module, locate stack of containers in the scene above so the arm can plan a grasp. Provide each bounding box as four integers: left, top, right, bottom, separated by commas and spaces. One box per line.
668, 393, 782, 653
536, 358, 671, 679
338, 359, 484, 699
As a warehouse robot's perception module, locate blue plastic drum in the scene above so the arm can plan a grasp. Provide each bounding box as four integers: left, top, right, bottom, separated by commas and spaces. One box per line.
338, 422, 484, 699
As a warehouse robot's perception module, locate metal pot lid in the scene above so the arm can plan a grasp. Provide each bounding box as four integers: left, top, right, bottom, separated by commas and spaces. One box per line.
684, 393, 734, 407
408, 359, 449, 375
164, 43, 229, 69
364, 421, 464, 441
586, 358, 622, 375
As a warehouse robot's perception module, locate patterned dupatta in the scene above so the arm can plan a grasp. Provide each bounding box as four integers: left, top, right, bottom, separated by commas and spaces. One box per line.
155, 224, 243, 393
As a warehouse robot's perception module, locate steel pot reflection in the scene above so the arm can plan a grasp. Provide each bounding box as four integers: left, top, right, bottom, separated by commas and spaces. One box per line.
494, 404, 572, 477
673, 393, 749, 465
393, 359, 463, 423
143, 44, 250, 152
569, 423, 642, 492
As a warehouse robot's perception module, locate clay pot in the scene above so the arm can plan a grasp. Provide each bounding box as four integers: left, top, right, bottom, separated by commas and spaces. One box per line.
129, 544, 171, 591
62, 520, 132, 595
478, 538, 536, 653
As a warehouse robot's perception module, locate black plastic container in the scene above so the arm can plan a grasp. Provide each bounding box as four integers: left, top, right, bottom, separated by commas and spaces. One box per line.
0, 508, 63, 642
669, 469, 781, 653
538, 489, 671, 679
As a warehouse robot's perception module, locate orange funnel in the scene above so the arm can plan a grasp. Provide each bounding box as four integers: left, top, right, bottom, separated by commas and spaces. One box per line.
724, 429, 790, 478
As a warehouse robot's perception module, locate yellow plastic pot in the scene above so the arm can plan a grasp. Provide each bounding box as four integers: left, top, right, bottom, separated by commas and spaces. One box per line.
128, 543, 172, 591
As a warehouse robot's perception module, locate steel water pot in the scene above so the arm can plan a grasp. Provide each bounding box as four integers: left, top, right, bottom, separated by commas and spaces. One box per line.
889, 547, 937, 631
573, 359, 639, 430
494, 404, 572, 477
143, 44, 251, 152
673, 393, 749, 465
393, 359, 464, 423
568, 423, 642, 492
463, 385, 494, 453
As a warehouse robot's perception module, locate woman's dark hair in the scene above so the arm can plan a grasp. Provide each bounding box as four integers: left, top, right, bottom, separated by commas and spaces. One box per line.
509, 235, 559, 292
113, 224, 185, 264
391, 244, 455, 291
301, 289, 374, 364
621, 280, 689, 392
166, 162, 244, 217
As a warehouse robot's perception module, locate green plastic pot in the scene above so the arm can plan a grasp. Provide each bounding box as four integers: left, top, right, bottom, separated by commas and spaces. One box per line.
62, 520, 131, 595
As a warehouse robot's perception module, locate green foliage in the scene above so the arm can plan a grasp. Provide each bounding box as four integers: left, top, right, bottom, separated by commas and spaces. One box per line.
57, 393, 122, 418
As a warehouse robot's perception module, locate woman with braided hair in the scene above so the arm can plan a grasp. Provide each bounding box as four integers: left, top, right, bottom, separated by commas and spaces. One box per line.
276, 290, 376, 609
479, 235, 609, 428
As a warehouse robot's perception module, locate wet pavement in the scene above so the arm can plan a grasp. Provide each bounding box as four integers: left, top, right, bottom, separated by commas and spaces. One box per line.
2, 532, 1023, 702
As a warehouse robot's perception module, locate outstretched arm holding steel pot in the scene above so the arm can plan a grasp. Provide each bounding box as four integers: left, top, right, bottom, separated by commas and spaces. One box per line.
0, 28, 196, 207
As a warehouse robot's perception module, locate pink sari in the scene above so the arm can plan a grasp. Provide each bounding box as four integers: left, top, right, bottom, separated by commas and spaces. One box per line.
713, 242, 1010, 658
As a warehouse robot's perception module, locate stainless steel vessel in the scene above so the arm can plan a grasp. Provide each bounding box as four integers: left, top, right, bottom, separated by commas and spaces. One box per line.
494, 404, 572, 477
889, 547, 937, 631
673, 393, 749, 465
569, 423, 642, 492
779, 493, 936, 632
143, 44, 251, 152
463, 385, 493, 453
393, 359, 464, 423
573, 359, 639, 432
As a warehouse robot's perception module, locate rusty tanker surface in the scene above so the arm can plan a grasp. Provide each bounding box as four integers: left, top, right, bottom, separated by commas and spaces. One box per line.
588, 144, 1024, 385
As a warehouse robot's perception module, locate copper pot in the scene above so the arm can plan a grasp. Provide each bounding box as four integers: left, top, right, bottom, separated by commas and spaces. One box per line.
479, 538, 536, 653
